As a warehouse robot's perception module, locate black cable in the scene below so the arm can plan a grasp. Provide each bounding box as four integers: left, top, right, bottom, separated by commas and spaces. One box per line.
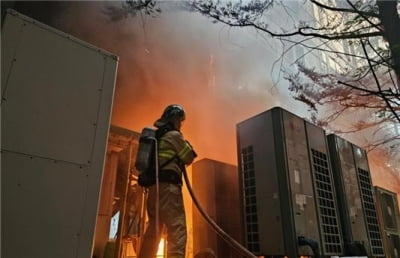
183, 168, 257, 258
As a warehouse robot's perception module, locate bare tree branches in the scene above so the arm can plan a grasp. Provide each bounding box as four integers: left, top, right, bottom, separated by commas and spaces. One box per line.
192, 0, 383, 40
360, 40, 400, 123
310, 0, 379, 18
104, 0, 160, 21
192, 0, 400, 158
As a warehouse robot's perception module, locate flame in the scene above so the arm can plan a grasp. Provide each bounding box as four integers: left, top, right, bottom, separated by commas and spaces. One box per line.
112, 63, 269, 165
156, 238, 165, 257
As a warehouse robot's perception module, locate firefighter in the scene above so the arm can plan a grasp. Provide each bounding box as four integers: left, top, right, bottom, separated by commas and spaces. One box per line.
138, 104, 197, 258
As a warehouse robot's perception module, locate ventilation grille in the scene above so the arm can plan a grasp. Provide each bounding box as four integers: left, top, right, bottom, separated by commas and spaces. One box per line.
358, 168, 385, 256
387, 233, 400, 258
311, 149, 342, 254
242, 146, 260, 253
381, 191, 399, 231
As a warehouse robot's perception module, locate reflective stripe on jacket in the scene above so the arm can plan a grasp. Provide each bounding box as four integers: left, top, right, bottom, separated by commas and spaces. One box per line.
158, 130, 196, 175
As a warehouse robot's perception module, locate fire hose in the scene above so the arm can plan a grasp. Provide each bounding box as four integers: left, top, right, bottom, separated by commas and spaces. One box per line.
182, 168, 258, 258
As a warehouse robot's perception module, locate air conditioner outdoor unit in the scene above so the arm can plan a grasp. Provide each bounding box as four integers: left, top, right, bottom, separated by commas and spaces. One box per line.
374, 186, 400, 258
328, 135, 385, 257
236, 107, 343, 257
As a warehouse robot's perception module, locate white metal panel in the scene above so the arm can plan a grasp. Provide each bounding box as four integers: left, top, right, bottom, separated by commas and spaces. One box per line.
1, 10, 117, 166
1, 10, 118, 258
2, 152, 87, 258
75, 55, 118, 258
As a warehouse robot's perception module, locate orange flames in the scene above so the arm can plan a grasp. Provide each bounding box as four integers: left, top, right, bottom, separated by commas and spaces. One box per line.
110, 55, 269, 166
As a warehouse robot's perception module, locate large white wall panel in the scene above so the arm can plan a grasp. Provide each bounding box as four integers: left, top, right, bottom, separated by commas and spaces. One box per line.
2, 10, 113, 165
1, 10, 118, 258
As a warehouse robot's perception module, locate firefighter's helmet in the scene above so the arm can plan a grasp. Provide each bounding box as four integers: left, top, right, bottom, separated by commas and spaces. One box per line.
154, 104, 185, 127
162, 104, 185, 120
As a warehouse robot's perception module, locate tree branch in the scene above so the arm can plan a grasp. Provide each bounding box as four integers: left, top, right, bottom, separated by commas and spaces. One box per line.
338, 81, 400, 98
345, 0, 383, 32
360, 40, 400, 123
192, 3, 383, 40
365, 135, 400, 152
281, 38, 391, 70
310, 0, 379, 18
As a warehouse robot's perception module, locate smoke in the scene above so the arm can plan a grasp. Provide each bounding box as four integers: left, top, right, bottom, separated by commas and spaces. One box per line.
11, 1, 397, 176
56, 1, 294, 164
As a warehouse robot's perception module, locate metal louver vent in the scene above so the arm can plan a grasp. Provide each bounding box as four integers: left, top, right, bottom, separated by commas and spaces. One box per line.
381, 192, 399, 231
358, 168, 385, 256
387, 233, 400, 258
311, 149, 342, 254
242, 146, 260, 253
